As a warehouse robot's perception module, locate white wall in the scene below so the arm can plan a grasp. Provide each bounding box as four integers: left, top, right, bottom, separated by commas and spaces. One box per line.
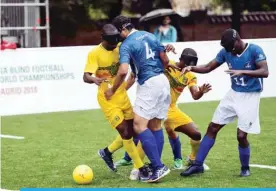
1, 38, 275, 116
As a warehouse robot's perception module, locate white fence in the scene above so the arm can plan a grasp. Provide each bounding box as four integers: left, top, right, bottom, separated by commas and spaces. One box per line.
1, 39, 276, 116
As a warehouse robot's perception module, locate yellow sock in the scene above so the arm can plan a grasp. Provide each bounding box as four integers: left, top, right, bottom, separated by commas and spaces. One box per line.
107, 135, 123, 153
123, 138, 144, 169
137, 141, 145, 161
133, 141, 145, 169
189, 139, 200, 160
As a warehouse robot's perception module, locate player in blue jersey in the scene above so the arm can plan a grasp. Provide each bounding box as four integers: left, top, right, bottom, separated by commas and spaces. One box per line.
180, 29, 269, 177
104, 16, 174, 182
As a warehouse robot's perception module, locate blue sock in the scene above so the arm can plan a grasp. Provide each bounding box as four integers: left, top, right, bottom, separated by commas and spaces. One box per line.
151, 129, 164, 158
138, 129, 163, 169
195, 135, 215, 165
239, 145, 250, 168
169, 136, 182, 160
123, 137, 139, 161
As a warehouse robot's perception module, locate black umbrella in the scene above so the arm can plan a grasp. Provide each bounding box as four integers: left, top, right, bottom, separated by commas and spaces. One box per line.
139, 8, 188, 22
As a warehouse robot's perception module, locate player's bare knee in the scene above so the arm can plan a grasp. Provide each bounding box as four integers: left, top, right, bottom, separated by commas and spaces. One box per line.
165, 126, 177, 139
206, 122, 220, 138
116, 124, 132, 140
191, 131, 201, 141
237, 131, 248, 145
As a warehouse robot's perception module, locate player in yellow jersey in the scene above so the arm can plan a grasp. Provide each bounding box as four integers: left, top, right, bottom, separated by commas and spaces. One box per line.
164, 48, 211, 170
83, 24, 149, 180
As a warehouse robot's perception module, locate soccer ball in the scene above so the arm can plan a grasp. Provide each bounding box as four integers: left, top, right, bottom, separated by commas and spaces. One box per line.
73, 165, 93, 184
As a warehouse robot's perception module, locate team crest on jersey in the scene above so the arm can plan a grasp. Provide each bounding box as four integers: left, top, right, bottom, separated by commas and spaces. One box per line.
114, 116, 120, 121
182, 76, 188, 85
245, 62, 251, 68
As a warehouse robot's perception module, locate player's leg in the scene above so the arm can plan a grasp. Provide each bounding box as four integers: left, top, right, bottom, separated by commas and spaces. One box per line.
133, 74, 171, 182
98, 134, 124, 172
180, 122, 224, 176
129, 140, 146, 181
107, 135, 124, 155
237, 128, 250, 177
148, 118, 164, 158
175, 122, 201, 164
165, 125, 183, 169
133, 114, 161, 180
181, 90, 236, 176
236, 91, 261, 177
115, 137, 139, 167
115, 119, 146, 173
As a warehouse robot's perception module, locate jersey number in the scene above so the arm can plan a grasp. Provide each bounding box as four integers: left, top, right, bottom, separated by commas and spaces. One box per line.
144, 42, 155, 60
233, 77, 246, 86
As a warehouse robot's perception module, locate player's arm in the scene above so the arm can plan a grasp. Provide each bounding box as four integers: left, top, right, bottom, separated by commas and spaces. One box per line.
126, 72, 136, 90
242, 60, 269, 78
190, 59, 221, 74
187, 74, 211, 100
111, 64, 129, 92
189, 84, 212, 100
182, 49, 225, 74
225, 61, 269, 78
83, 51, 105, 85
105, 45, 129, 100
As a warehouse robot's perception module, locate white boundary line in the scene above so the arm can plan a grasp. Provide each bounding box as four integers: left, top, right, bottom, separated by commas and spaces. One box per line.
0, 134, 24, 139
250, 164, 276, 170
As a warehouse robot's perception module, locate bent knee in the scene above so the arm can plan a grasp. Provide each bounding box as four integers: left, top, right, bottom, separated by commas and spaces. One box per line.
165, 126, 177, 139
206, 122, 222, 138
190, 131, 201, 141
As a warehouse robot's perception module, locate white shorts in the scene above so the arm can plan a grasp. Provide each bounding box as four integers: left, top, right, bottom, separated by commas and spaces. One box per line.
134, 74, 171, 120
212, 89, 261, 134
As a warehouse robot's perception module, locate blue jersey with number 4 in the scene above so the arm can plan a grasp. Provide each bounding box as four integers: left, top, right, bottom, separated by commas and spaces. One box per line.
216, 43, 266, 92
119, 30, 165, 85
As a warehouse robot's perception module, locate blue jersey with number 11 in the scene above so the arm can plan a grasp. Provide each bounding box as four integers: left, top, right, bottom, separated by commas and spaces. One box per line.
119, 30, 165, 85
216, 43, 266, 92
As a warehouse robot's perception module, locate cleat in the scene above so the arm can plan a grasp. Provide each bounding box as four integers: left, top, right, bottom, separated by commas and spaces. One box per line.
173, 159, 185, 170
129, 168, 140, 180
148, 165, 170, 183
98, 149, 117, 172
180, 164, 204, 176
115, 158, 133, 167
240, 167, 250, 177
139, 165, 150, 182
184, 157, 195, 167
184, 157, 210, 171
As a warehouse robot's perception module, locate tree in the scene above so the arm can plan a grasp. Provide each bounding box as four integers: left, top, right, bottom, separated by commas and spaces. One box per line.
211, 0, 276, 33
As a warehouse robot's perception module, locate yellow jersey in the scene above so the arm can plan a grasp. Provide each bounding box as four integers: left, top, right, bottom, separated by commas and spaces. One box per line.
84, 43, 126, 94
165, 60, 197, 106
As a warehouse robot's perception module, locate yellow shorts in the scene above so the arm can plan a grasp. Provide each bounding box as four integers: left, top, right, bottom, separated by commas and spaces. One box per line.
98, 90, 134, 129
164, 105, 193, 130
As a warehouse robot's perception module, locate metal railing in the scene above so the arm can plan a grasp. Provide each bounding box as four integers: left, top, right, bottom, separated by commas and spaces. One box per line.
0, 0, 50, 48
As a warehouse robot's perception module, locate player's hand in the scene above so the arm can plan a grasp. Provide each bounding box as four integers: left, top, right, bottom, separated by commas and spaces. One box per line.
180, 66, 192, 75
166, 64, 180, 73
199, 83, 212, 94
104, 88, 114, 100
225, 70, 244, 77
165, 44, 177, 54
93, 77, 106, 86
